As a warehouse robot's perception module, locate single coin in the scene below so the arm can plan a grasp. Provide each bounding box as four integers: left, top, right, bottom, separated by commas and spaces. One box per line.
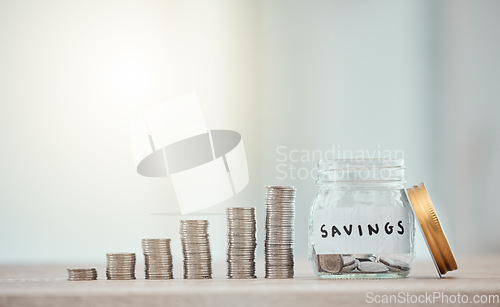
317, 254, 343, 273
356, 255, 376, 262
340, 259, 359, 273
358, 262, 389, 273
342, 256, 356, 266
379, 257, 410, 271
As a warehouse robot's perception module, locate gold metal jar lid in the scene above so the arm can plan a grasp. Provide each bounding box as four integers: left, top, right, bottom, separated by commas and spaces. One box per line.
407, 183, 458, 276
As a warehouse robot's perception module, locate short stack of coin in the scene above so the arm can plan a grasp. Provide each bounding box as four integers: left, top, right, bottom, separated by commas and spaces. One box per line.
67, 268, 97, 281
265, 186, 296, 278
106, 253, 136, 280
226, 207, 257, 279
180, 220, 212, 279
142, 239, 173, 279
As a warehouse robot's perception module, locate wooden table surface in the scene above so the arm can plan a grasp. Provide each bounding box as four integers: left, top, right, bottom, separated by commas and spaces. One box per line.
0, 255, 499, 307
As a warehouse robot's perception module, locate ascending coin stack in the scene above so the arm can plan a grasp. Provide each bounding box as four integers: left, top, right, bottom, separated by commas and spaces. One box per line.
180, 220, 212, 279
226, 207, 257, 279
142, 239, 173, 279
67, 268, 97, 281
106, 253, 136, 280
265, 186, 296, 279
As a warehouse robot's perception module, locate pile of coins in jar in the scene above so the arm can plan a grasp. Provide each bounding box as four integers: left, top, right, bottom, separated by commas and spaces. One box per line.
67, 186, 296, 281
316, 254, 410, 275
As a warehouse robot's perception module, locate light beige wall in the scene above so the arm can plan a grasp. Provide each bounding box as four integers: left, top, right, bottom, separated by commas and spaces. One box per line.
0, 0, 260, 263
0, 0, 498, 264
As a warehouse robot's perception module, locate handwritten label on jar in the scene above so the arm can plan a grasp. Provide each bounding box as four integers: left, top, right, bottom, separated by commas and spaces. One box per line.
313, 207, 411, 254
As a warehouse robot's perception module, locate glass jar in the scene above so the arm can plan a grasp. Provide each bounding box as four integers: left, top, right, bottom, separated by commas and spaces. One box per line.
308, 159, 415, 279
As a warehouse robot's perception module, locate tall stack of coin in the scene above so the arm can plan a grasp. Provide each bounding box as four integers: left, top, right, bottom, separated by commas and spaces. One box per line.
67, 268, 97, 281
180, 220, 212, 279
106, 253, 136, 280
142, 239, 173, 279
265, 186, 296, 278
226, 207, 257, 279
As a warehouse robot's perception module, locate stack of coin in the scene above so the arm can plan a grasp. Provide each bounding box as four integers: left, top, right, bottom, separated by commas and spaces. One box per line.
142, 239, 173, 279
265, 186, 296, 278
67, 268, 97, 281
106, 253, 136, 280
180, 220, 212, 279
226, 207, 257, 279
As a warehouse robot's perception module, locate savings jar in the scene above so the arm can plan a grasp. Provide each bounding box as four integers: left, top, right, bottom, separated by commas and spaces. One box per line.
308, 159, 415, 279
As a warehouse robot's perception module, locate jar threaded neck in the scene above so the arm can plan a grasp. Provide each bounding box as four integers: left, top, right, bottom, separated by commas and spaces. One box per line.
316, 159, 406, 188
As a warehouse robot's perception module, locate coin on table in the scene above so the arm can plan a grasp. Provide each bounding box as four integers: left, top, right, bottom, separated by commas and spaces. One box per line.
317, 254, 343, 273
379, 257, 410, 271
67, 268, 98, 281
358, 262, 389, 273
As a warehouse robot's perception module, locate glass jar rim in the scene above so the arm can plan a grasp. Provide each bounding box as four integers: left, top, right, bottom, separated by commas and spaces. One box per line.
318, 158, 405, 170
316, 158, 406, 186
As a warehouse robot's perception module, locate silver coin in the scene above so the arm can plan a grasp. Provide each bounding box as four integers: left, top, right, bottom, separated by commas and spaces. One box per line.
228, 259, 255, 264
144, 256, 172, 262
265, 195, 296, 198
227, 227, 256, 232
106, 255, 136, 259
342, 256, 356, 266
228, 260, 255, 264
145, 264, 173, 268
145, 263, 173, 267
227, 232, 257, 237
358, 262, 389, 273
264, 244, 294, 248
379, 257, 410, 271
145, 257, 173, 261
180, 219, 209, 223
227, 250, 256, 254
340, 259, 359, 273
227, 225, 256, 228
179, 230, 209, 234
226, 210, 255, 213
228, 267, 255, 271
228, 250, 256, 254
228, 272, 255, 276
228, 275, 256, 279
181, 245, 211, 250
142, 246, 172, 250
228, 242, 256, 245
228, 258, 255, 262
146, 266, 173, 269
142, 239, 171, 243
227, 242, 257, 246
182, 254, 211, 258
265, 189, 296, 193
265, 275, 293, 279
182, 249, 211, 255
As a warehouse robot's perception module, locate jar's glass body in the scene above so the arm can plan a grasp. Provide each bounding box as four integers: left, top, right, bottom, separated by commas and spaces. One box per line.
308, 159, 415, 279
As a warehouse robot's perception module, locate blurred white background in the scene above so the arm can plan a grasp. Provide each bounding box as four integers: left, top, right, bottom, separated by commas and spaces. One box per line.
0, 0, 499, 265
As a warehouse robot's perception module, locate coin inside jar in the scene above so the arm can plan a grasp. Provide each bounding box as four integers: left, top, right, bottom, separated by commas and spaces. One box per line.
379, 257, 410, 271
358, 262, 389, 273
317, 254, 343, 273
340, 259, 359, 273
342, 255, 356, 266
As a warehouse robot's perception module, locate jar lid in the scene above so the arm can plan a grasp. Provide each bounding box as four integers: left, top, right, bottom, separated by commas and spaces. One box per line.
406, 183, 458, 277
